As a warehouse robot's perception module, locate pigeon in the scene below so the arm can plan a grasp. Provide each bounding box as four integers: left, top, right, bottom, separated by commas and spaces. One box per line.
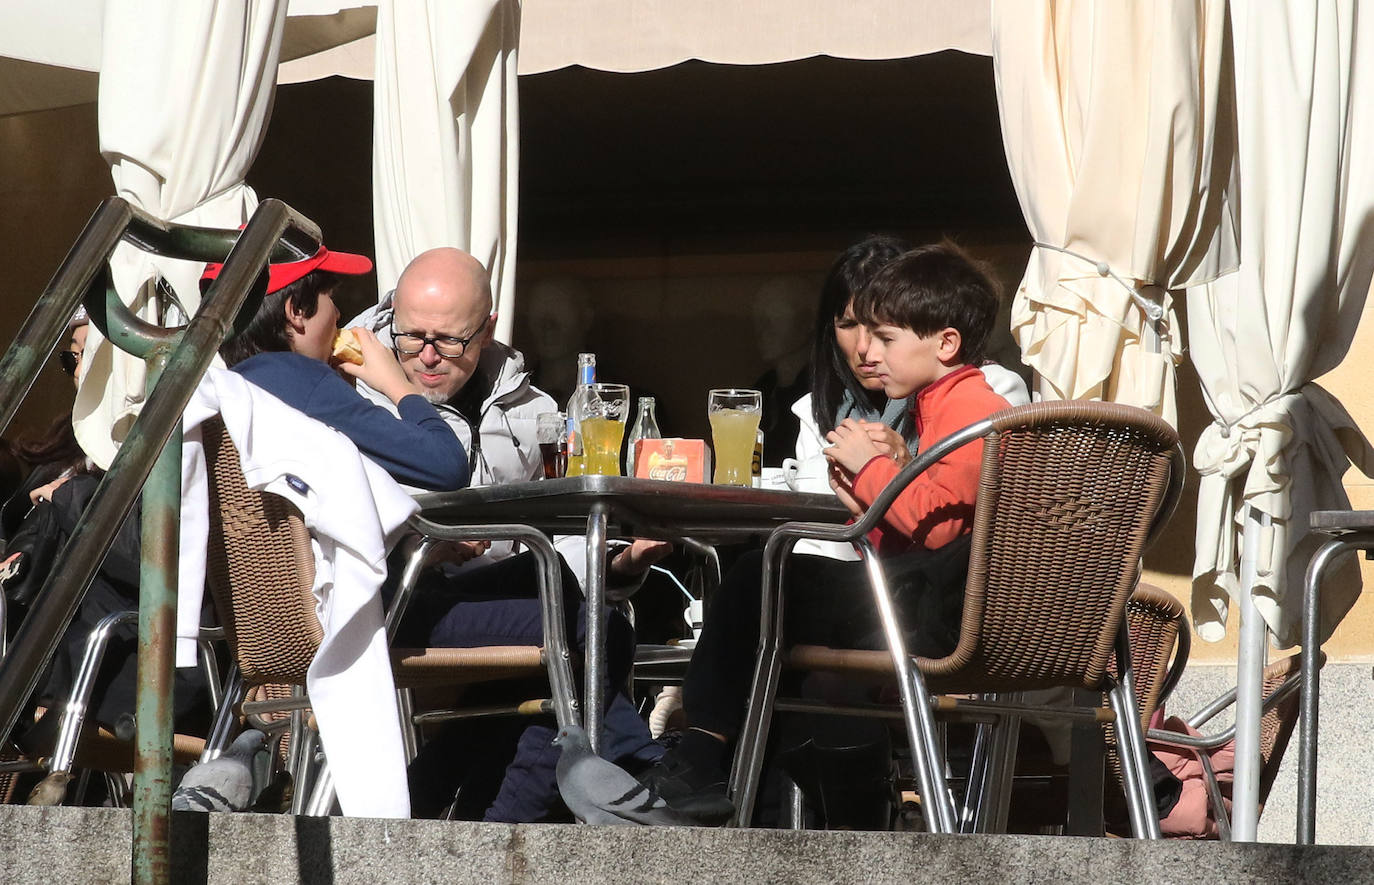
171, 729, 267, 812
26, 770, 70, 807
248, 768, 295, 814
553, 723, 691, 826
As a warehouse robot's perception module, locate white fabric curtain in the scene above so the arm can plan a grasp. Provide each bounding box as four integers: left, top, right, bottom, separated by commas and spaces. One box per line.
991, 0, 1237, 427
371, 0, 519, 342
73, 0, 287, 468
1187, 1, 1374, 646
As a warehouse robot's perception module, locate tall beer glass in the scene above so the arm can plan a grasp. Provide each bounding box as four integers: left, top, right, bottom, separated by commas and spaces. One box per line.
573, 383, 629, 476
708, 388, 762, 486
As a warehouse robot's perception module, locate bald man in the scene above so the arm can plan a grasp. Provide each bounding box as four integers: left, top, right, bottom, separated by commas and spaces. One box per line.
347, 247, 666, 823
350, 247, 551, 488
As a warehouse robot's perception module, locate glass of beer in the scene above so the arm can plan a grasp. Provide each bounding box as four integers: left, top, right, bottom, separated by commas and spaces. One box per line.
708, 388, 762, 486
536, 411, 568, 478
578, 383, 629, 476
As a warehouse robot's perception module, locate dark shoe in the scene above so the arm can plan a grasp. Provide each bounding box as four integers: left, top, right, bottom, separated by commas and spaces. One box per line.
637, 748, 735, 825
775, 737, 894, 831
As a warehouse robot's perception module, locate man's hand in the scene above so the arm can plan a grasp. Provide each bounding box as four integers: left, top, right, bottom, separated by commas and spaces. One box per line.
396, 532, 489, 566
436, 539, 490, 564
610, 539, 673, 578
823, 418, 883, 474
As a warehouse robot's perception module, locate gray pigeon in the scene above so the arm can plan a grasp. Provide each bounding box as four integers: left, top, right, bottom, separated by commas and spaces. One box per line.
553, 723, 691, 826
26, 770, 71, 807
171, 729, 267, 812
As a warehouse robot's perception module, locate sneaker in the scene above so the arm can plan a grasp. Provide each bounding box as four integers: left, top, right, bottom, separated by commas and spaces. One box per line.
636, 748, 735, 825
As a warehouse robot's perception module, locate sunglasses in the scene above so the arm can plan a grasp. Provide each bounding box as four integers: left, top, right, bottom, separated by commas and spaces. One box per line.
58, 350, 80, 376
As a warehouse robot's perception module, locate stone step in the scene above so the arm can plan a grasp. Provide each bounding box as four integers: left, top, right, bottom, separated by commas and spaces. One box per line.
0, 805, 1368, 884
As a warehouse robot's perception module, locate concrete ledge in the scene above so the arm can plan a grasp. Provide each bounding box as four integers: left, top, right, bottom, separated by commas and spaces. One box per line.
2, 806, 1372, 884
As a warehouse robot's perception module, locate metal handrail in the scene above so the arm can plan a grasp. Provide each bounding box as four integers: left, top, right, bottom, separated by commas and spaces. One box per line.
0, 196, 320, 884
0, 197, 317, 439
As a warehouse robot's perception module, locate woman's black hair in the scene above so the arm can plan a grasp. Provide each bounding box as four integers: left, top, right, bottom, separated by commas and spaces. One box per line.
810, 235, 910, 434
218, 270, 340, 367
13, 412, 85, 470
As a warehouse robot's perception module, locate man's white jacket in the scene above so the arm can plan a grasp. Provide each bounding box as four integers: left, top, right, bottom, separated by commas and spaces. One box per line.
350, 295, 625, 593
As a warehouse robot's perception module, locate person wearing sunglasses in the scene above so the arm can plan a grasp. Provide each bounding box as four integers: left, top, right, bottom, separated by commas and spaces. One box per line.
3, 307, 93, 540
0, 305, 214, 765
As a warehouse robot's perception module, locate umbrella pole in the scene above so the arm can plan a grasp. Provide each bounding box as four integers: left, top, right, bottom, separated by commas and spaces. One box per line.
1232, 505, 1270, 841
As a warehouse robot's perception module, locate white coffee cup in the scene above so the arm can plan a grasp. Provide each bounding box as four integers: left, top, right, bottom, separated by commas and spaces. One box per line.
781, 457, 830, 494
679, 598, 704, 647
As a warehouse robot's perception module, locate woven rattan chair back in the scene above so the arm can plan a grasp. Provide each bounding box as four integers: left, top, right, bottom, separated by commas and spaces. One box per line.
201, 416, 322, 686
1258, 652, 1306, 811
919, 402, 1179, 692
1104, 583, 1188, 796
1119, 583, 1188, 727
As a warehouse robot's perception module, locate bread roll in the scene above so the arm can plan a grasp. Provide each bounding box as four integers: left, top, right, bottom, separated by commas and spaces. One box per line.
330, 328, 364, 366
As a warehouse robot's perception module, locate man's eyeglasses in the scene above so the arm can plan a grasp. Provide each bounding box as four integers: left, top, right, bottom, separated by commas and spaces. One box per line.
391, 315, 489, 359
58, 351, 81, 376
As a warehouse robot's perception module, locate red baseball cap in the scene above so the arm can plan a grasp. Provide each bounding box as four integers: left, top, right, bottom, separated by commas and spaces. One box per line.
201, 244, 373, 294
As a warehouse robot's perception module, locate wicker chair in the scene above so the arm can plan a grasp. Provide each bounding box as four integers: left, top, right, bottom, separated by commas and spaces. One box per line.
1139, 650, 1313, 840
198, 416, 578, 814
727, 401, 1184, 837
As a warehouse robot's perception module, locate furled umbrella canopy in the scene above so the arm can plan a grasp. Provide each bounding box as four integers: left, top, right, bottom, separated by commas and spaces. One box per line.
991, 0, 1238, 426
371, 0, 520, 343
72, 0, 288, 468
1187, 0, 1374, 647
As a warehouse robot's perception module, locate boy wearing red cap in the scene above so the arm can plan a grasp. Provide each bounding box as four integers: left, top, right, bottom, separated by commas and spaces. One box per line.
205, 245, 467, 491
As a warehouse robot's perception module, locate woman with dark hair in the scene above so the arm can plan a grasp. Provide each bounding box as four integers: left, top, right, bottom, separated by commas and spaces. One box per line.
1, 308, 93, 579
206, 245, 467, 492
800, 235, 914, 450
791, 235, 1030, 491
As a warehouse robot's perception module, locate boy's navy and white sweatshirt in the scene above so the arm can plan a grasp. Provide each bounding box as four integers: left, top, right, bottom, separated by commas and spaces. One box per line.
231, 350, 468, 491
178, 367, 419, 819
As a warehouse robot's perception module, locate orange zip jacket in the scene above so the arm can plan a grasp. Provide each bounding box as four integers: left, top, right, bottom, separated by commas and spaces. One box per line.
850, 364, 1009, 554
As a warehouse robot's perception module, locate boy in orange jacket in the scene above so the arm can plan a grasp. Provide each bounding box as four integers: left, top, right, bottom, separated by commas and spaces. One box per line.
639, 242, 1011, 824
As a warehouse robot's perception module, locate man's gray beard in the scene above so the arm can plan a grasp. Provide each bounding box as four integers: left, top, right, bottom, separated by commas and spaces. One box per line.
419, 387, 449, 405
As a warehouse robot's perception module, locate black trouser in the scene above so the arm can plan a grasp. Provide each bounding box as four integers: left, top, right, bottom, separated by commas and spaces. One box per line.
395, 552, 661, 822
682, 537, 971, 740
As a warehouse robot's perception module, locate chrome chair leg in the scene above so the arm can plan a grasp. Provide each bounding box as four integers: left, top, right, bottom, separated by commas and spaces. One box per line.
960, 721, 994, 833
104, 771, 130, 807
397, 687, 419, 764
49, 610, 138, 775
729, 532, 805, 826
195, 635, 224, 714
199, 667, 243, 763
291, 727, 321, 816
859, 541, 955, 834
969, 697, 1020, 834
781, 774, 807, 830
1110, 628, 1161, 839
727, 625, 786, 826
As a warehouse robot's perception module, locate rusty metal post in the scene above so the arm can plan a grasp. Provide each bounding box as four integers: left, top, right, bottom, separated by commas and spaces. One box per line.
0, 198, 132, 438
131, 344, 180, 885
